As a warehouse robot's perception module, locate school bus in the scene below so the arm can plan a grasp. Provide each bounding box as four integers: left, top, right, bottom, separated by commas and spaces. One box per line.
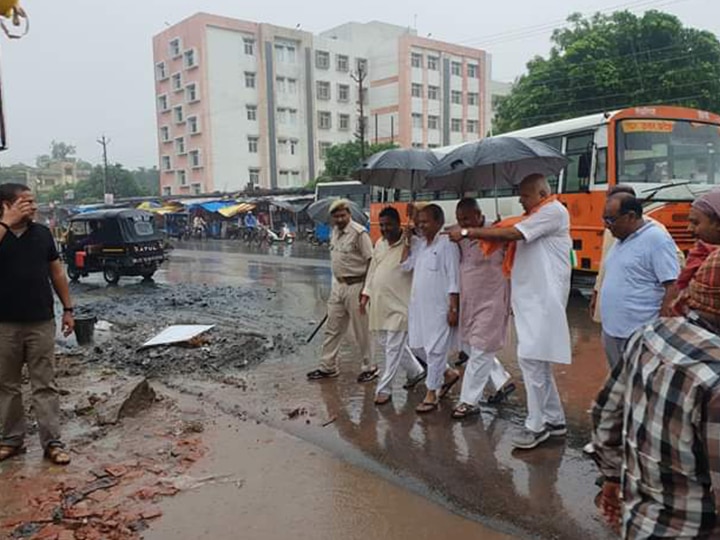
369, 106, 720, 274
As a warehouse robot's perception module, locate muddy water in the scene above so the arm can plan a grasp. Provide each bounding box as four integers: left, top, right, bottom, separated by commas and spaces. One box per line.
145, 390, 515, 540
68, 240, 614, 539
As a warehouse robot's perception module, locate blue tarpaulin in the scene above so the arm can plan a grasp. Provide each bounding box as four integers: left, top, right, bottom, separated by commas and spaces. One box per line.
186, 201, 236, 213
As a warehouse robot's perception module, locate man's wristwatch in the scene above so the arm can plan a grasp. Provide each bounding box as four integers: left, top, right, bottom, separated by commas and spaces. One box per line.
461, 228, 469, 238
63, 307, 74, 313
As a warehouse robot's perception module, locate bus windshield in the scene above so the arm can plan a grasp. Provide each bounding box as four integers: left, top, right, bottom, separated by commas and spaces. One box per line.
616, 119, 720, 185
315, 181, 371, 210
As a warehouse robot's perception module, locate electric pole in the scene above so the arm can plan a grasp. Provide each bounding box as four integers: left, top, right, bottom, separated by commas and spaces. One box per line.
351, 64, 367, 160
97, 135, 110, 200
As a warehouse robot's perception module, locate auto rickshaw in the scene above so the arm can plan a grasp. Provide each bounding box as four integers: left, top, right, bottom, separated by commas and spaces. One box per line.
63, 209, 167, 284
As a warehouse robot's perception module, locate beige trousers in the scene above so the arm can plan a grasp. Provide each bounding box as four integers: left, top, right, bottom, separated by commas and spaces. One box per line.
0, 320, 61, 450
320, 281, 371, 373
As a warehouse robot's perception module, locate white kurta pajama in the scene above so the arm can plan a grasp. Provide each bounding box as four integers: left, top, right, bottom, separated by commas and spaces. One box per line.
403, 234, 460, 392
511, 200, 572, 434
363, 237, 424, 397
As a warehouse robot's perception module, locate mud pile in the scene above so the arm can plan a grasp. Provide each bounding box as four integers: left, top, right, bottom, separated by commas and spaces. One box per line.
66, 283, 300, 378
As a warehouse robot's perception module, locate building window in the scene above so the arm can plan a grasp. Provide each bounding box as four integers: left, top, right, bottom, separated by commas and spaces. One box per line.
316, 50, 330, 70
169, 38, 182, 58
412, 142, 423, 149
318, 111, 332, 130
468, 92, 479, 106
158, 95, 169, 112
291, 171, 300, 185
174, 105, 184, 124
189, 150, 201, 168
160, 126, 170, 142
277, 108, 288, 124
279, 170, 289, 187
338, 84, 350, 102
467, 63, 479, 78
451, 62, 462, 76
319, 141, 332, 160
276, 77, 286, 93
278, 139, 288, 155
187, 116, 200, 135
192, 183, 201, 195
186, 83, 199, 103
427, 56, 439, 71
162, 186, 172, 196
428, 115, 440, 130
411, 53, 423, 68
412, 113, 423, 129
428, 143, 440, 149
356, 58, 367, 74
288, 109, 298, 125
275, 42, 297, 63
285, 45, 297, 63
451, 90, 463, 105
249, 168, 260, 186
338, 114, 350, 131
428, 85, 440, 100
288, 78, 298, 94
467, 120, 479, 133
336, 54, 349, 72
246, 105, 257, 121
248, 136, 259, 153
244, 38, 255, 56
156, 62, 168, 81
162, 156, 172, 171
175, 137, 186, 155
176, 170, 187, 185
245, 72, 256, 89
411, 83, 423, 98
184, 49, 197, 69
316, 81, 331, 101
172, 73, 183, 92
289, 139, 299, 156
451, 118, 463, 132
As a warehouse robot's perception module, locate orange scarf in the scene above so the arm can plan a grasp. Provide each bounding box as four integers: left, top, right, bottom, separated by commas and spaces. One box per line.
480, 196, 558, 277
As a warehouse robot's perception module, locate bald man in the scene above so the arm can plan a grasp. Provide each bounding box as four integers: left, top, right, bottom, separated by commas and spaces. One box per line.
448, 174, 572, 450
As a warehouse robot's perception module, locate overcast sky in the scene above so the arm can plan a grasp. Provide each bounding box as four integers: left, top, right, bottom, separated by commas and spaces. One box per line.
0, 0, 715, 168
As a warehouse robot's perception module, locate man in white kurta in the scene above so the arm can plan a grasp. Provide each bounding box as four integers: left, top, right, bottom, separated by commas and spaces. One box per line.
360, 207, 425, 405
448, 174, 572, 450
401, 204, 461, 414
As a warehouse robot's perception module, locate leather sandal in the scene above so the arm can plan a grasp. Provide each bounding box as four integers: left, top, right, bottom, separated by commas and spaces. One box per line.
45, 446, 71, 466
415, 401, 439, 414
0, 445, 26, 462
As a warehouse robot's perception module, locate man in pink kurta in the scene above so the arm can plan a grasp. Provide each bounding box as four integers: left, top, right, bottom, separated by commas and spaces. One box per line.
451, 199, 514, 419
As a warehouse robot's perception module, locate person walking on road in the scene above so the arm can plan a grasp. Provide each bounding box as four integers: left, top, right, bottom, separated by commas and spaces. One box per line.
676, 188, 720, 295
402, 204, 461, 414
448, 198, 514, 419
0, 183, 75, 465
593, 248, 720, 539
307, 200, 377, 383
599, 193, 679, 370
448, 174, 572, 450
360, 207, 426, 405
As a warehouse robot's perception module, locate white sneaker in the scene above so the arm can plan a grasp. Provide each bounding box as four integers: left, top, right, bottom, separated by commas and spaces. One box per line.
512, 428, 550, 450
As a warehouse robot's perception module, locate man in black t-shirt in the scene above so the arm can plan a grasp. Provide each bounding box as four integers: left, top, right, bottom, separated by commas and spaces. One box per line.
0, 183, 75, 465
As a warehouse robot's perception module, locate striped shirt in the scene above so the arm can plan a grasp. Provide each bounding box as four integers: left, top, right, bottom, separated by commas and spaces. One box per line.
592, 316, 720, 539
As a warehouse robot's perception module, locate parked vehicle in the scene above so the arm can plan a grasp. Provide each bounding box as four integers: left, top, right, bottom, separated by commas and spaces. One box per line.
62, 209, 167, 284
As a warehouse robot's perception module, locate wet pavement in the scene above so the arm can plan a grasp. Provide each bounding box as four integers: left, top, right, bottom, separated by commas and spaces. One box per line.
1, 239, 615, 539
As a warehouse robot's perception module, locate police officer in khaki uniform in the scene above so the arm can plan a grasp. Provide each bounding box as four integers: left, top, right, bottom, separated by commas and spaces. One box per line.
307, 200, 378, 382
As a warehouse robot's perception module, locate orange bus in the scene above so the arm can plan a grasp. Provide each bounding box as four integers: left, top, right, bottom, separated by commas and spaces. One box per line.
369, 106, 720, 274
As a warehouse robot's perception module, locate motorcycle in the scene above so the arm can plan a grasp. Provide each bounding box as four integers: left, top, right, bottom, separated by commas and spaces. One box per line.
265, 226, 295, 245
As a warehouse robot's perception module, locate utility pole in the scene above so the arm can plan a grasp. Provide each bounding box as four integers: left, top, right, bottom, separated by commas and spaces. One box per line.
97, 135, 111, 202
351, 64, 367, 160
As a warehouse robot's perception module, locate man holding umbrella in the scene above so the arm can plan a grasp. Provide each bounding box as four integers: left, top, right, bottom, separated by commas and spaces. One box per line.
307, 199, 378, 383
447, 174, 572, 449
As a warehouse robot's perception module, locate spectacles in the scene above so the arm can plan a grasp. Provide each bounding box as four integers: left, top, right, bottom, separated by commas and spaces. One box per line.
603, 212, 628, 226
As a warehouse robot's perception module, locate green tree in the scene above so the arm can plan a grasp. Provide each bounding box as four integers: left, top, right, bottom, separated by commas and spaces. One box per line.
50, 141, 76, 161
132, 167, 160, 196
74, 164, 146, 202
495, 10, 720, 132
321, 140, 397, 179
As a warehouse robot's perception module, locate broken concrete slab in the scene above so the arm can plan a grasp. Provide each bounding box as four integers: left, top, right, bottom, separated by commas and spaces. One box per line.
95, 378, 156, 426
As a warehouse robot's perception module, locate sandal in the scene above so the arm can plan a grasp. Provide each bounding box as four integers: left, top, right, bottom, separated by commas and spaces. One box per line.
44, 445, 71, 466
357, 367, 379, 384
374, 394, 392, 406
439, 374, 460, 399
415, 401, 438, 414
403, 371, 427, 390
452, 403, 481, 420
0, 445, 26, 462
488, 382, 516, 404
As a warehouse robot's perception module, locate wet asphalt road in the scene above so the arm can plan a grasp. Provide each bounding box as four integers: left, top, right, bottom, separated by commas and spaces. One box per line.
83, 239, 614, 540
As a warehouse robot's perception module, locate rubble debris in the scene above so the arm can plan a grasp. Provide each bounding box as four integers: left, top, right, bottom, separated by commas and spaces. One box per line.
95, 378, 156, 426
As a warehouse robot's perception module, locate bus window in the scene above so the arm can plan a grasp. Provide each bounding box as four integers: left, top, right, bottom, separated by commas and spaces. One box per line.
563, 133, 593, 193
539, 136, 563, 193
596, 148, 608, 185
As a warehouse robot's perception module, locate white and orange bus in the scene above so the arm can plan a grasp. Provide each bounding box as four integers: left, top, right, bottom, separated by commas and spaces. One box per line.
369, 106, 720, 274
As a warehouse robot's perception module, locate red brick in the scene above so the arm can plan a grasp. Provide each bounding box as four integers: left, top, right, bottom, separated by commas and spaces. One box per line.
140, 506, 162, 520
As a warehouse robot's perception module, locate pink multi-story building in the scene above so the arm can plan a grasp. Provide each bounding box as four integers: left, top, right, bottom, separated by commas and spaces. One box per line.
153, 14, 491, 195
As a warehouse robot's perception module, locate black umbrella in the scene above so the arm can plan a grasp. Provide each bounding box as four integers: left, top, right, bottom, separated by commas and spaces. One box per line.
306, 197, 369, 226
352, 148, 440, 192
424, 136, 569, 215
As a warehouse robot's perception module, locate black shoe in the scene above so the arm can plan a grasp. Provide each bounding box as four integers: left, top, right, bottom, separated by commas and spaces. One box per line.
403, 371, 427, 390
307, 369, 339, 381
545, 423, 567, 437
357, 367, 379, 384
454, 351, 470, 367
487, 382, 516, 404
